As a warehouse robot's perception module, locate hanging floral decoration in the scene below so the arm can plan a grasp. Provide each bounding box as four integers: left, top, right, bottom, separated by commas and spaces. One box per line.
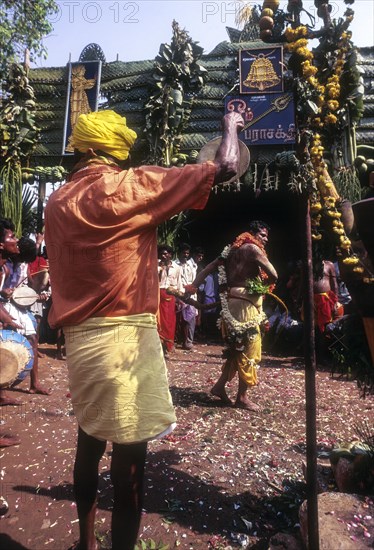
269, 0, 369, 280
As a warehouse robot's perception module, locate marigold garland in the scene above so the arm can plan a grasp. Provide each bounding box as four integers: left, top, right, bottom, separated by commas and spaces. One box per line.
283, 17, 366, 277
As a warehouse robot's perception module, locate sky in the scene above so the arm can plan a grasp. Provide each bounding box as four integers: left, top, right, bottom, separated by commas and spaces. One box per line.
36, 0, 374, 68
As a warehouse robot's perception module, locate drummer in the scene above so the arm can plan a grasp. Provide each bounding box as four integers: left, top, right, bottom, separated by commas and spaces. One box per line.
0, 230, 51, 396
0, 219, 24, 446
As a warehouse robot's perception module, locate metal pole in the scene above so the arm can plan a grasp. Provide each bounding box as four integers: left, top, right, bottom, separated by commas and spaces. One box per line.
301, 191, 320, 549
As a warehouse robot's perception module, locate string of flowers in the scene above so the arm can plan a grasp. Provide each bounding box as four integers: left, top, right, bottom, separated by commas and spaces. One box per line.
310, 133, 364, 274
284, 16, 366, 277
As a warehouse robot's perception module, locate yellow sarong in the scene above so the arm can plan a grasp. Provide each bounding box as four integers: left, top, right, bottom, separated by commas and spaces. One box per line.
64, 314, 176, 444
223, 288, 263, 387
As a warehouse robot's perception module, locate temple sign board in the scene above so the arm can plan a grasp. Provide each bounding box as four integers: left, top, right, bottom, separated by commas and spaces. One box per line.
225, 94, 296, 145
239, 47, 283, 94
62, 61, 102, 155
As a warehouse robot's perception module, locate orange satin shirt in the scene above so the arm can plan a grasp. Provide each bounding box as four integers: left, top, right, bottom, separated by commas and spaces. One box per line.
45, 162, 215, 327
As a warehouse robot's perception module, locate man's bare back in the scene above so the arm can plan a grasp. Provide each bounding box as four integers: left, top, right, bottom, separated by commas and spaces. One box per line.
226, 244, 278, 288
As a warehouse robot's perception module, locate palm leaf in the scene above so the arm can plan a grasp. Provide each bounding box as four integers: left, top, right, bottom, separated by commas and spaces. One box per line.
21, 185, 38, 235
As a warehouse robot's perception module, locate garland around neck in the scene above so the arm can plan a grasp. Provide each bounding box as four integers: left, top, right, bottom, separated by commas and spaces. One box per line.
231, 232, 266, 253
217, 240, 267, 341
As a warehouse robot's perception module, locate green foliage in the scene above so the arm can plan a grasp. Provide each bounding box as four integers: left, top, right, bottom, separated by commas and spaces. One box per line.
332, 167, 361, 203
157, 212, 187, 250
21, 165, 67, 185
0, 160, 23, 235
0, 63, 40, 234
144, 20, 208, 167
21, 184, 38, 236
145, 21, 207, 247
0, 1, 56, 234
245, 276, 271, 295
0, 64, 39, 161
0, 0, 58, 79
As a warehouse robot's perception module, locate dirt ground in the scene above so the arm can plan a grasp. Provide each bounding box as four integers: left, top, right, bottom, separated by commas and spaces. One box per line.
0, 341, 373, 550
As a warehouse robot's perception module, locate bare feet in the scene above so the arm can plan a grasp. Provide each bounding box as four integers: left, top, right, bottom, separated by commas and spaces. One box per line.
0, 396, 23, 407
37, 351, 46, 358
29, 385, 51, 395
234, 399, 260, 412
210, 386, 233, 405
0, 434, 21, 447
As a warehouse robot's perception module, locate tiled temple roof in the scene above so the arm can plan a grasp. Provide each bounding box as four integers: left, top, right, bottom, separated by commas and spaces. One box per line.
28, 40, 373, 166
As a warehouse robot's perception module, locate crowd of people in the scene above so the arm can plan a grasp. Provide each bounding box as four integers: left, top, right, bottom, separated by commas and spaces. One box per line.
157, 242, 220, 354
0, 107, 359, 549
0, 221, 52, 446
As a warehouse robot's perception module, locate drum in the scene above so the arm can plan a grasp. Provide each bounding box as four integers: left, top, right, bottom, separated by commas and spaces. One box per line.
28, 269, 49, 294
11, 286, 38, 308
0, 330, 34, 388
197, 137, 250, 184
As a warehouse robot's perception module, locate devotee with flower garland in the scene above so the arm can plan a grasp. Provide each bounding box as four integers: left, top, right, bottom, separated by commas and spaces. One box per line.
44, 108, 244, 550
190, 221, 278, 411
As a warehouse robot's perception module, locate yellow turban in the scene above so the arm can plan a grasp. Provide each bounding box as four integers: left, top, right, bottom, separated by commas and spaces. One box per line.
71, 110, 137, 161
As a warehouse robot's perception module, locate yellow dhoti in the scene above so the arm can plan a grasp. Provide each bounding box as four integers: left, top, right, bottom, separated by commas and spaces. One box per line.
222, 288, 263, 387
64, 314, 176, 444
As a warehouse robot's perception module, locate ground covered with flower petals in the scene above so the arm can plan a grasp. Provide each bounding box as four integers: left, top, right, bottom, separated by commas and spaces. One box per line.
0, 342, 373, 549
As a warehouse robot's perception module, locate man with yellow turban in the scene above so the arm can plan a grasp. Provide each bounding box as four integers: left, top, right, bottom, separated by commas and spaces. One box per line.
70, 110, 137, 161
45, 109, 244, 550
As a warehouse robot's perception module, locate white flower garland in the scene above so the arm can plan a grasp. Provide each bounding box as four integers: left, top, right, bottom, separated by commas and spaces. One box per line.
217, 244, 267, 341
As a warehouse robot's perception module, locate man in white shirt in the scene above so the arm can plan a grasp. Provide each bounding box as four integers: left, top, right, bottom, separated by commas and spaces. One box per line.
157, 245, 183, 354
176, 243, 198, 350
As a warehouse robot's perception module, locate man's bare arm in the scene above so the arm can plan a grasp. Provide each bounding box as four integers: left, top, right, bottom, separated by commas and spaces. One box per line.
327, 261, 339, 295
0, 303, 22, 330
249, 245, 278, 283
193, 258, 221, 289
182, 258, 221, 295
213, 113, 244, 184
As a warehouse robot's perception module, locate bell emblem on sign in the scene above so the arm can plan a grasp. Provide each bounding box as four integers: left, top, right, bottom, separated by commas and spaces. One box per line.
243, 53, 280, 92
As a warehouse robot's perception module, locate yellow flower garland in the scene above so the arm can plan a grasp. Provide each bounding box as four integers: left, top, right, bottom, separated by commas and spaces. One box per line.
284, 21, 363, 276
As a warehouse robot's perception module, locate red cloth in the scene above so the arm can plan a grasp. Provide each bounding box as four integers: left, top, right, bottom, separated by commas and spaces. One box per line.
28, 256, 49, 277
314, 291, 338, 332
157, 289, 176, 351
45, 161, 215, 328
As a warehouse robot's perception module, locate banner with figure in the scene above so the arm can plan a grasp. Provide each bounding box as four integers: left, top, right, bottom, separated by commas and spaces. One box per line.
62, 61, 102, 155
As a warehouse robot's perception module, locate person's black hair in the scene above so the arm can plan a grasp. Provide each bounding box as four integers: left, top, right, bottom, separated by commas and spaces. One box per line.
248, 220, 270, 234
177, 242, 191, 253
158, 244, 173, 256
18, 237, 37, 263
0, 218, 15, 243
192, 246, 205, 256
